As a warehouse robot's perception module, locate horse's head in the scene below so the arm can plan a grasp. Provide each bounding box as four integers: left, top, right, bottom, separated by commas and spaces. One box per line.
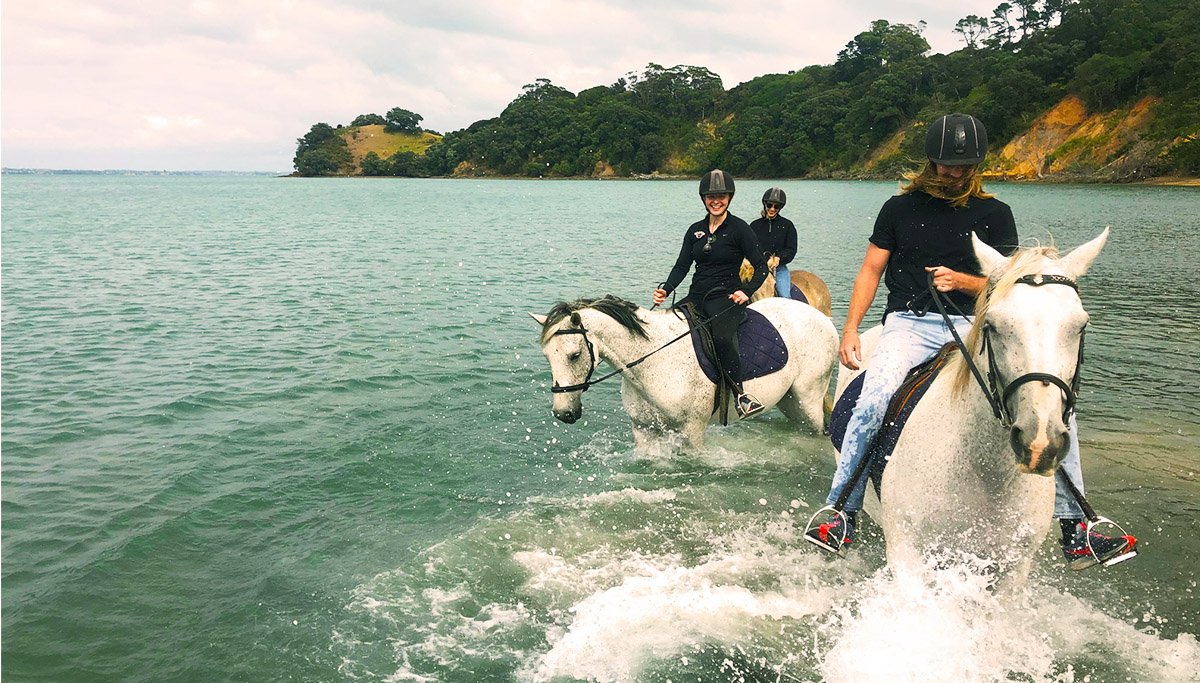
530, 296, 649, 424
967, 228, 1110, 476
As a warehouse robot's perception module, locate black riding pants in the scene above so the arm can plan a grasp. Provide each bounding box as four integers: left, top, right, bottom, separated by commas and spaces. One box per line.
696, 296, 746, 387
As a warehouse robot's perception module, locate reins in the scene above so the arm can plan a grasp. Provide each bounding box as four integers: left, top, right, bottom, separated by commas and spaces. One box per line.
927, 270, 1101, 521
549, 291, 742, 394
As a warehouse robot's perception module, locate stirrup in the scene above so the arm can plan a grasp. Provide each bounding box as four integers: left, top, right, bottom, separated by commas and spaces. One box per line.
1085, 516, 1138, 568
735, 393, 765, 418
802, 505, 850, 557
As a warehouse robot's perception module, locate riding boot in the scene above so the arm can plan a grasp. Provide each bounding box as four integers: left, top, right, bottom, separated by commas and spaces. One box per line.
1059, 518, 1138, 570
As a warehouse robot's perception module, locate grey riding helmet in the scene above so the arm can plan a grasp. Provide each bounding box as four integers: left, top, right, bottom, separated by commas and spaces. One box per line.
925, 113, 988, 166
699, 169, 735, 196
762, 187, 786, 208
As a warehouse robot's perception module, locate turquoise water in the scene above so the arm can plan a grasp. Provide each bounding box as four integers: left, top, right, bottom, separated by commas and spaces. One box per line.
2, 175, 1198, 682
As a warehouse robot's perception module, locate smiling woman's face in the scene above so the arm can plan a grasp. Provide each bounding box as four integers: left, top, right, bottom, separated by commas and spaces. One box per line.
703, 193, 730, 216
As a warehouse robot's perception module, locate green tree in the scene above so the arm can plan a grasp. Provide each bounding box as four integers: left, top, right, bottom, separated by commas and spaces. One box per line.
1071, 51, 1148, 109
385, 107, 424, 133
954, 15, 991, 48
351, 113, 387, 126
360, 151, 391, 176
293, 122, 352, 176
392, 151, 425, 177
834, 20, 930, 82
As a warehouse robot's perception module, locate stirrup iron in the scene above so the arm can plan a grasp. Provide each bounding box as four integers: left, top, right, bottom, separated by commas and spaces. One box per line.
1086, 516, 1138, 568
802, 505, 850, 557
735, 392, 765, 418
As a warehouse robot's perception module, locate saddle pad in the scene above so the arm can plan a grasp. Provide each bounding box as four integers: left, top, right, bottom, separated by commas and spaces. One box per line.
685, 307, 789, 384
789, 287, 809, 305
829, 343, 957, 466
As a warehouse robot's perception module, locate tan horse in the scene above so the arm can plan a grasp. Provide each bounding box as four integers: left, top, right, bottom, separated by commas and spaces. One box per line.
740, 256, 832, 317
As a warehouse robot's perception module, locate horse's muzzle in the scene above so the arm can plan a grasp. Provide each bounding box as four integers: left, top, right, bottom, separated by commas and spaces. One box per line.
1010, 423, 1069, 476
554, 407, 581, 424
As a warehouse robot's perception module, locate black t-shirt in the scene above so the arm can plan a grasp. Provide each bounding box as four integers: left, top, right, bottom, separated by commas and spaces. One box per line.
870, 191, 1017, 317
749, 216, 798, 264
664, 213, 767, 299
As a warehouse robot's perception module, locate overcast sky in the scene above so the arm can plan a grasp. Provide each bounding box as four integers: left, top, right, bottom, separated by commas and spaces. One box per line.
2, 0, 1003, 172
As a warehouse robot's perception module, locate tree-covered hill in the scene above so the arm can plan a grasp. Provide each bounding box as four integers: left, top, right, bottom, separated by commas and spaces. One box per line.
293, 0, 1198, 181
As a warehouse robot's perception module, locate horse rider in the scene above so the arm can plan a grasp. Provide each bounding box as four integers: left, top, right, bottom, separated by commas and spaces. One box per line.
653, 169, 770, 418
750, 188, 798, 298
806, 113, 1137, 569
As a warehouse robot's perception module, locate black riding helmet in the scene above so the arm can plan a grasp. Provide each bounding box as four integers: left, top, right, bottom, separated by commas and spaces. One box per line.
762, 187, 786, 208
699, 169, 735, 197
925, 113, 988, 166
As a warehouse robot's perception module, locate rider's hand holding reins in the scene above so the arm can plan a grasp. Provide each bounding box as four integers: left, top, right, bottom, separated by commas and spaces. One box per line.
925, 266, 988, 295
652, 288, 668, 306
728, 290, 749, 305
925, 265, 958, 292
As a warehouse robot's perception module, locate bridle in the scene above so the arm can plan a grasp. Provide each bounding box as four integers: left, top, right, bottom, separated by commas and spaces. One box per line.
547, 325, 603, 393
547, 296, 741, 394
930, 272, 1085, 429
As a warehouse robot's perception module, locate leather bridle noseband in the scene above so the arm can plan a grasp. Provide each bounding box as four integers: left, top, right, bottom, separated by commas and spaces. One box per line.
930, 272, 1085, 428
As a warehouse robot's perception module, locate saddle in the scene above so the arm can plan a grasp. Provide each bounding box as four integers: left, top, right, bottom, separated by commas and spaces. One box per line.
828, 342, 957, 488
677, 304, 790, 384
677, 303, 790, 424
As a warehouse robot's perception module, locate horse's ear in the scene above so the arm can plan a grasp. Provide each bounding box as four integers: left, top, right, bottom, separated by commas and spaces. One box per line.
569, 311, 581, 326
528, 313, 547, 326
1060, 227, 1110, 279
972, 232, 1008, 278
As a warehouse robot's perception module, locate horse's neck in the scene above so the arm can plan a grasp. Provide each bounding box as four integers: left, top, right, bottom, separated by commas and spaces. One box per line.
579, 308, 687, 368
925, 368, 1012, 471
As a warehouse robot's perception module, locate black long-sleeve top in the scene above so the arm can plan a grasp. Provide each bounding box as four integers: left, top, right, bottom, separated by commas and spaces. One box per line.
663, 213, 768, 300
749, 216, 797, 265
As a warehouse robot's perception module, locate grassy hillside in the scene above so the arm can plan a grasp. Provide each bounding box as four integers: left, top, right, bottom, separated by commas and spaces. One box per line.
341, 125, 440, 169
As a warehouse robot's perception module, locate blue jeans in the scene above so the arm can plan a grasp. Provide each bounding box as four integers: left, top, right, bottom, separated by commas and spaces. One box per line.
828, 311, 1086, 518
774, 264, 791, 298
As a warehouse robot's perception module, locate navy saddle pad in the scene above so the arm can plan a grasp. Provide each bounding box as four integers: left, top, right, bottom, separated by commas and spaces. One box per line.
829, 343, 956, 466
684, 307, 789, 384
789, 287, 809, 305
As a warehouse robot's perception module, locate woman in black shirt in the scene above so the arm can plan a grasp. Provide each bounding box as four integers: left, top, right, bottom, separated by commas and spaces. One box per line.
653, 170, 769, 417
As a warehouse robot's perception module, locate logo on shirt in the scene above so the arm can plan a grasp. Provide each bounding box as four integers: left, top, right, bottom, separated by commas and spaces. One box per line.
693, 231, 706, 239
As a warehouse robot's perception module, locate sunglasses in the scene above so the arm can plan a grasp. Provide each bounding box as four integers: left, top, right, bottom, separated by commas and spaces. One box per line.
765, 203, 781, 210
702, 235, 716, 253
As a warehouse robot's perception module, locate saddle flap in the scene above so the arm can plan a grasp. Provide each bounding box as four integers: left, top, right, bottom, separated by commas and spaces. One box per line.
830, 342, 957, 460
682, 306, 790, 384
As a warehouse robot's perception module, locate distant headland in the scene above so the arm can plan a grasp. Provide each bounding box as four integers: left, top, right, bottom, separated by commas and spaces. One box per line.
290, 0, 1198, 184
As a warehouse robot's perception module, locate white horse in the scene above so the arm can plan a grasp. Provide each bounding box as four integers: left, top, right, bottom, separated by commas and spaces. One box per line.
531, 295, 838, 450
835, 229, 1110, 581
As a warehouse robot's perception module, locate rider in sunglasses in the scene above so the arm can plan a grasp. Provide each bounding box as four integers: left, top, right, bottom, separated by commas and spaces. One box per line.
750, 188, 798, 298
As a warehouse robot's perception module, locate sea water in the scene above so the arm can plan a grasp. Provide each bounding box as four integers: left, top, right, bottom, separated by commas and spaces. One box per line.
3, 175, 1198, 681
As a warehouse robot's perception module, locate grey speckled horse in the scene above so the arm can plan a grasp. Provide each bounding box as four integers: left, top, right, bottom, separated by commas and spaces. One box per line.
838, 229, 1110, 582
532, 295, 838, 450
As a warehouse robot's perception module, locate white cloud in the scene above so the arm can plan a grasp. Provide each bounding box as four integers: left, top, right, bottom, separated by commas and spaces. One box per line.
0, 0, 1002, 171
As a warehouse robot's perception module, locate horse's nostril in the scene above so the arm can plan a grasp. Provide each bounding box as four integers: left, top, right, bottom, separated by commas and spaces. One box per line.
1009, 427, 1025, 461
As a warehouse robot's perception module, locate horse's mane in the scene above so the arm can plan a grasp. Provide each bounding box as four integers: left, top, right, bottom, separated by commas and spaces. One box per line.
539, 295, 650, 344
948, 243, 1062, 394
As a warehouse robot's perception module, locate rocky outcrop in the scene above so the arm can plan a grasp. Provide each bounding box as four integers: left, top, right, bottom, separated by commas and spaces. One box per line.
990, 95, 1161, 180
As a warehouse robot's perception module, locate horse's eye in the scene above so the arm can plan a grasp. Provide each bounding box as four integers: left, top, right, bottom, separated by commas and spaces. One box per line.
568, 352, 582, 362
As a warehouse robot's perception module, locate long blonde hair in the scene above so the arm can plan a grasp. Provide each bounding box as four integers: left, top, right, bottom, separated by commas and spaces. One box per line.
901, 161, 992, 208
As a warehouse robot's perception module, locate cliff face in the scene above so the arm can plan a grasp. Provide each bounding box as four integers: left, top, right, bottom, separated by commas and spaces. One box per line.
989, 95, 1163, 181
